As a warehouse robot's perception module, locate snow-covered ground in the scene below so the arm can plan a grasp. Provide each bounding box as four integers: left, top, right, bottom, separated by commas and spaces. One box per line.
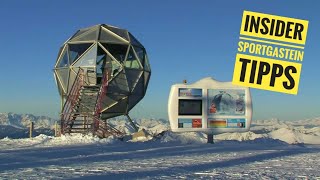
0, 117, 320, 179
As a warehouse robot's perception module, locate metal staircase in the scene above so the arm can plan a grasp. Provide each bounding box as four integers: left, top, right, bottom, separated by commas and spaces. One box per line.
59, 68, 124, 138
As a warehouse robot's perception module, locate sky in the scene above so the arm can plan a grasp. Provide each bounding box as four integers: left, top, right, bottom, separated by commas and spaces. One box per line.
0, 0, 319, 121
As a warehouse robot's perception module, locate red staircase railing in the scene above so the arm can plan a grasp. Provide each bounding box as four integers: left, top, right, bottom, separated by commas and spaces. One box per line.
59, 66, 124, 137
93, 69, 124, 137
60, 68, 84, 134
95, 70, 109, 116
94, 119, 124, 137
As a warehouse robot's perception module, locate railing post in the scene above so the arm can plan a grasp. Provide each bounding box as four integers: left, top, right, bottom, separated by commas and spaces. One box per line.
29, 121, 34, 138
60, 119, 64, 135
55, 121, 58, 137
60, 68, 85, 135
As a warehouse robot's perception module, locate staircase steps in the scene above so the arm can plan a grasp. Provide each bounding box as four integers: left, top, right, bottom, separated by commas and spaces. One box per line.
61, 70, 125, 138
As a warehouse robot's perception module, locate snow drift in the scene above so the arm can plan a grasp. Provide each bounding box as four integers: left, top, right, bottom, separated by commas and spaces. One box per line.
0, 114, 320, 145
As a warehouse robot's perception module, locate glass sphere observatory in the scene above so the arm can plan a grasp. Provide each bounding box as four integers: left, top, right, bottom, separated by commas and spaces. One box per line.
53, 24, 151, 121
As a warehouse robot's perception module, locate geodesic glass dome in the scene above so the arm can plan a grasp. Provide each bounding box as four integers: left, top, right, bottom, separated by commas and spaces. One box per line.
53, 24, 151, 119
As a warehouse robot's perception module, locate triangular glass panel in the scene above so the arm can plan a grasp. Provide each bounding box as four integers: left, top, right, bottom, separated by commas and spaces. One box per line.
73, 44, 97, 67
125, 46, 142, 69
101, 95, 117, 112
129, 33, 143, 48
109, 59, 122, 78
101, 43, 128, 62
71, 67, 80, 75
96, 46, 107, 84
128, 74, 145, 110
101, 94, 126, 111
104, 25, 129, 41
100, 112, 123, 119
57, 81, 64, 96
70, 28, 90, 41
109, 94, 126, 102
97, 45, 106, 63
55, 45, 65, 66
144, 71, 150, 92
54, 72, 64, 95
57, 47, 69, 68
144, 54, 151, 72
107, 70, 130, 95
96, 54, 106, 71
97, 48, 122, 84
99, 27, 127, 44
70, 27, 99, 42
125, 69, 142, 92
104, 98, 128, 113
56, 68, 70, 93
132, 72, 144, 95
133, 46, 145, 67
68, 68, 79, 93
128, 95, 142, 111
69, 43, 93, 65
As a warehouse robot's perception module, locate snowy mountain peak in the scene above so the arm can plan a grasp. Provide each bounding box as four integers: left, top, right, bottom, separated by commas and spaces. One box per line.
0, 113, 55, 129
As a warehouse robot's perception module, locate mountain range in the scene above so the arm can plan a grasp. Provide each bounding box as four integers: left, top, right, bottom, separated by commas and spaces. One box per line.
0, 113, 56, 129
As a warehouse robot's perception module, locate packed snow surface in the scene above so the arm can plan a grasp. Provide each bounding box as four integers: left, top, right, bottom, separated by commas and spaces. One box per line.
0, 117, 320, 179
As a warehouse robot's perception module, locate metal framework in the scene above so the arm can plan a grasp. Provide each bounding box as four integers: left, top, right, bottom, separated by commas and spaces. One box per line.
53, 24, 151, 137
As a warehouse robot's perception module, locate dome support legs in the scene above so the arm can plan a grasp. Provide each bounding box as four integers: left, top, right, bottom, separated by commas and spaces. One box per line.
126, 114, 139, 132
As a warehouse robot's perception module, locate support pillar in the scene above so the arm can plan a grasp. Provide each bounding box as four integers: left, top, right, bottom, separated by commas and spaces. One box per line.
207, 134, 214, 144
126, 114, 139, 132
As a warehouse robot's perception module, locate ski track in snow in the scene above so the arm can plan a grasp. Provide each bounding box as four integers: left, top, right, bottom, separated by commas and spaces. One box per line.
0, 136, 320, 179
